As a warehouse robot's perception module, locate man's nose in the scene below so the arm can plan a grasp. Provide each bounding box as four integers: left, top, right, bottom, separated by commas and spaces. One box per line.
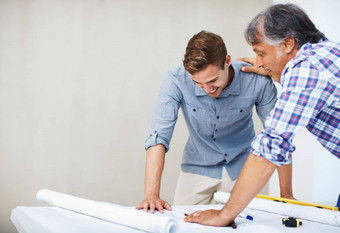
203, 84, 212, 93
256, 56, 264, 67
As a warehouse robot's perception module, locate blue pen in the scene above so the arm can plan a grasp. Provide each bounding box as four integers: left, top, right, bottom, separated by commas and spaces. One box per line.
238, 213, 253, 221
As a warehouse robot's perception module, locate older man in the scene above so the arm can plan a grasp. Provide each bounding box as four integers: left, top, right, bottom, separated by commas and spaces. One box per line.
185, 3, 340, 226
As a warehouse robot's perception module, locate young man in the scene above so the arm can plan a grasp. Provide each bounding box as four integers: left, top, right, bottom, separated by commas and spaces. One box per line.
184, 4, 340, 226
136, 31, 294, 214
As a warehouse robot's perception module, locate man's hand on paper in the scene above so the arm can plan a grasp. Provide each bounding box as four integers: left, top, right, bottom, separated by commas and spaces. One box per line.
184, 209, 234, 227
136, 196, 172, 214
237, 57, 271, 77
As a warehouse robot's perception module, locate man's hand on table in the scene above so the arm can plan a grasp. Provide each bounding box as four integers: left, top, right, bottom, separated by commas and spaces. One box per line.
136, 196, 172, 214
184, 209, 235, 227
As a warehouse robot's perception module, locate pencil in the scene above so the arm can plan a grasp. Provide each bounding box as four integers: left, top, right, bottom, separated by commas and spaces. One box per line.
230, 221, 237, 229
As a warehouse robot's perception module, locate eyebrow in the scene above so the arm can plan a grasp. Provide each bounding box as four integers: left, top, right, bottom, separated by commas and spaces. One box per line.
192, 76, 218, 84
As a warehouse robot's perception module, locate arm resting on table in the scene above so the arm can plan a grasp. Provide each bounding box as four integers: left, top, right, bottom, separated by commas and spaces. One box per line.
136, 144, 172, 213
277, 156, 295, 199
184, 154, 276, 226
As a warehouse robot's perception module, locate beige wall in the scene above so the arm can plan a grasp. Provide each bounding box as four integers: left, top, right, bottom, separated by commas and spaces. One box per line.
0, 0, 271, 232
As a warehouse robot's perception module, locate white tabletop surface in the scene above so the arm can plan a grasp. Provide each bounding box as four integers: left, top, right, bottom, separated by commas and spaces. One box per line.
11, 204, 340, 233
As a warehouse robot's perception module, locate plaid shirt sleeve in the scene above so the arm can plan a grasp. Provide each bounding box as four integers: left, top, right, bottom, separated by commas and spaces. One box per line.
250, 59, 331, 166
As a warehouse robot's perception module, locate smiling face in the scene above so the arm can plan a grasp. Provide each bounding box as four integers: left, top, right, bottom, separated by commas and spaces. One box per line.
191, 55, 232, 98
252, 37, 299, 83
252, 42, 286, 83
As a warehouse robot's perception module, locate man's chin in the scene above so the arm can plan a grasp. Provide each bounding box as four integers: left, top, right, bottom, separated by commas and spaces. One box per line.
209, 92, 220, 98
271, 74, 281, 83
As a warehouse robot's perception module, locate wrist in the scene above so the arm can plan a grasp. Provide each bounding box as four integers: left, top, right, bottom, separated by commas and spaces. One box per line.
144, 192, 159, 199
218, 209, 235, 226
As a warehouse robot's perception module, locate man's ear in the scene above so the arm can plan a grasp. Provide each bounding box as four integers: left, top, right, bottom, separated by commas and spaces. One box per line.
282, 37, 296, 54
225, 54, 232, 66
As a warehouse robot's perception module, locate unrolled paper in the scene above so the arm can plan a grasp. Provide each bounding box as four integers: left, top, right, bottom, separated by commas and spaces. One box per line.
214, 191, 340, 227
37, 189, 177, 233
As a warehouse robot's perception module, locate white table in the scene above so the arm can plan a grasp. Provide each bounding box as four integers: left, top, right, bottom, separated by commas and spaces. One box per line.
11, 204, 340, 233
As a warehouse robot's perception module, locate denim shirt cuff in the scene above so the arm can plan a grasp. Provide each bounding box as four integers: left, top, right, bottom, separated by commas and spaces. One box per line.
144, 131, 170, 152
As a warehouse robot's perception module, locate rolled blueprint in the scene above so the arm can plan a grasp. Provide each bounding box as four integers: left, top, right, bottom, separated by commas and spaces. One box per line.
37, 189, 177, 233
214, 191, 340, 227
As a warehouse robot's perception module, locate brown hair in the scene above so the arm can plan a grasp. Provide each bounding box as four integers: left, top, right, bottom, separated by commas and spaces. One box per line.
183, 30, 227, 74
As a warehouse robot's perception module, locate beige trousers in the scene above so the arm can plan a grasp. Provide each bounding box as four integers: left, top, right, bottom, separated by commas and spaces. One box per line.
173, 168, 236, 205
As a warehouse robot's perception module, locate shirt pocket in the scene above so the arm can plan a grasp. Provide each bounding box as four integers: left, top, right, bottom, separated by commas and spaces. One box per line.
228, 98, 254, 123
184, 102, 214, 133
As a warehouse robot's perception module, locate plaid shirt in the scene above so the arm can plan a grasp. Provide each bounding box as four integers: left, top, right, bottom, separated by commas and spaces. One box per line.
251, 39, 340, 166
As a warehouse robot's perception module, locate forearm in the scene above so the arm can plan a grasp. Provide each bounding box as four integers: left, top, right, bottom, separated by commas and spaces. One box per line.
220, 154, 276, 222
277, 155, 294, 198
137, 144, 172, 213
144, 144, 166, 198
184, 154, 277, 226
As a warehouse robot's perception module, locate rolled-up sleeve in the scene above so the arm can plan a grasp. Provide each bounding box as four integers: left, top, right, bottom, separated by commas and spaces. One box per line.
251, 59, 329, 166
251, 128, 295, 165
145, 70, 183, 153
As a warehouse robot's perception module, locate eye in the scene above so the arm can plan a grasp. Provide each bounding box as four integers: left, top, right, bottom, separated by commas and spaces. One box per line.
208, 78, 217, 83
257, 52, 264, 57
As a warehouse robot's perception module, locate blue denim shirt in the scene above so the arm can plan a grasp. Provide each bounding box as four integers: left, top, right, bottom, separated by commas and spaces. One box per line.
145, 61, 277, 180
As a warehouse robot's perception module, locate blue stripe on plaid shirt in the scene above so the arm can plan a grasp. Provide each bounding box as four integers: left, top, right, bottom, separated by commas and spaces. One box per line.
251, 39, 340, 166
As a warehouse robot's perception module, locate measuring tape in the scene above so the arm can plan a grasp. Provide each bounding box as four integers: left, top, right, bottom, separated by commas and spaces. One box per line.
282, 217, 302, 227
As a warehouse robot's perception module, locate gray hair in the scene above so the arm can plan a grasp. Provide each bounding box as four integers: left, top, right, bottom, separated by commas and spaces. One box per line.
245, 3, 325, 48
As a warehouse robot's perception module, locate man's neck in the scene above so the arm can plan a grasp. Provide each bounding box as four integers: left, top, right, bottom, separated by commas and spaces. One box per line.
226, 65, 235, 87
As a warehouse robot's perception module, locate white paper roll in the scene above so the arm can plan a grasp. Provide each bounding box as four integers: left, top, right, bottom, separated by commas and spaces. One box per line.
214, 191, 340, 227
37, 189, 177, 233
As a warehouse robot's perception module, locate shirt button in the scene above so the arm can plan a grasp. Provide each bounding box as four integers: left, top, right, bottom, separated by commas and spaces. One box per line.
216, 116, 220, 119
215, 129, 217, 132
240, 109, 243, 112
193, 109, 196, 112
224, 153, 228, 156
213, 138, 216, 141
